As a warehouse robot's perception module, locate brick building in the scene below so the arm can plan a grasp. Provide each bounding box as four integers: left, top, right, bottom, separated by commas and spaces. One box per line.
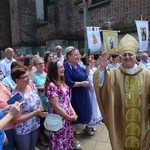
0, 0, 149, 57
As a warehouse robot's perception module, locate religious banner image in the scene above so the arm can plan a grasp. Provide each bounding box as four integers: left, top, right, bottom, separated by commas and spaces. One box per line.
102, 30, 118, 54
141, 27, 146, 41
135, 20, 149, 52
87, 27, 102, 53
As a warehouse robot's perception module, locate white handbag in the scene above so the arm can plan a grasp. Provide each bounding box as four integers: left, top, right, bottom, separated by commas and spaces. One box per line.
44, 113, 63, 131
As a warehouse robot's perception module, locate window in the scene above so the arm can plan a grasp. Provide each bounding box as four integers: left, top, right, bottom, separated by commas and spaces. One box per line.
35, 0, 53, 21
35, 0, 44, 20
43, 0, 51, 21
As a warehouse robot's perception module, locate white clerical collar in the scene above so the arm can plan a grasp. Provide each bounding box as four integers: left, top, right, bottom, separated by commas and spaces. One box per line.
123, 64, 138, 74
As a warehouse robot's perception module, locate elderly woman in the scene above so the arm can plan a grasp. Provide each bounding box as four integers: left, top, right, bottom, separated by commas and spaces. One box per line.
11, 66, 47, 150
33, 57, 49, 111
63, 46, 92, 135
33, 57, 49, 147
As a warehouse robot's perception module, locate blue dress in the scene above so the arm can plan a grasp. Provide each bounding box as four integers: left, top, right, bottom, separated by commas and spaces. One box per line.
64, 61, 92, 124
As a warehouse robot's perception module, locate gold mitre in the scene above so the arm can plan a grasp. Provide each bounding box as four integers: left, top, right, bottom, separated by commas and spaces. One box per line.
118, 34, 139, 53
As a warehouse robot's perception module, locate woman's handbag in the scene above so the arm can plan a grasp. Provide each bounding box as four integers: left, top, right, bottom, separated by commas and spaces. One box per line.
44, 113, 63, 131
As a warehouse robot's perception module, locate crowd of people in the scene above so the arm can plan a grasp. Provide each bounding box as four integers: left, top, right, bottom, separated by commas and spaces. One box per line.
0, 45, 103, 150
0, 34, 149, 150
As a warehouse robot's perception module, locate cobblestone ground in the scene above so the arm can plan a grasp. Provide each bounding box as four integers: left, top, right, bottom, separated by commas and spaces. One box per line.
36, 143, 48, 150
36, 123, 111, 150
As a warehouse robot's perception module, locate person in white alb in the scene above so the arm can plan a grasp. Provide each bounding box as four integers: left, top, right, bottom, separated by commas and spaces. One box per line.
0, 48, 16, 77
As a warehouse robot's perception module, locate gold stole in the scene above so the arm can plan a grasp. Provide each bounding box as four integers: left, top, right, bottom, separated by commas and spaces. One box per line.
124, 75, 142, 150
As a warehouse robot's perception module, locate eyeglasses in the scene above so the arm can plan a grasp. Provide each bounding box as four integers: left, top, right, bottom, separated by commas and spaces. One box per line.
19, 74, 29, 79
36, 62, 44, 65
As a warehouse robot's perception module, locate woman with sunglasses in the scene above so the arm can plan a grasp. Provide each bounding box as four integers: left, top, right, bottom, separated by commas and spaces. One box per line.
33, 57, 49, 147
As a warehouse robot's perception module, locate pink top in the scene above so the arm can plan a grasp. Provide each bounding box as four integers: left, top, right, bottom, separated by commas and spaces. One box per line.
0, 82, 14, 130
44, 64, 48, 73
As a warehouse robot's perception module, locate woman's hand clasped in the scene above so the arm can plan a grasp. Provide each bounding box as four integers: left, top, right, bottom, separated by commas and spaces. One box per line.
81, 81, 89, 87
69, 114, 78, 121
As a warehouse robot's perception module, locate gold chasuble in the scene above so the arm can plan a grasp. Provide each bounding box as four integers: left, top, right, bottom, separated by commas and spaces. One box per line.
93, 65, 150, 150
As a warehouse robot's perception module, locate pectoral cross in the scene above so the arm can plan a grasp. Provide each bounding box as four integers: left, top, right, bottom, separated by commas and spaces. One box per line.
126, 91, 131, 99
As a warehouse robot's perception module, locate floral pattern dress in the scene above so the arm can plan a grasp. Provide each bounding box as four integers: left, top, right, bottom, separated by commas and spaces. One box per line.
46, 82, 74, 150
12, 82, 41, 135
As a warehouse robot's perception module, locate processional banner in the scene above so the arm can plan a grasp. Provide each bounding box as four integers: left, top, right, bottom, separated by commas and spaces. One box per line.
102, 30, 118, 54
135, 20, 149, 52
87, 27, 102, 53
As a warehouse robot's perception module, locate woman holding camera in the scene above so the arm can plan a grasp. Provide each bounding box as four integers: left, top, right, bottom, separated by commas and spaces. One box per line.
11, 66, 47, 150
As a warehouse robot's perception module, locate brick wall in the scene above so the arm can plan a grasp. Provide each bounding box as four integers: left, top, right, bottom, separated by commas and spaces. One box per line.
88, 0, 150, 31
0, 0, 11, 49
0, 0, 149, 52
10, 0, 37, 46
36, 0, 150, 42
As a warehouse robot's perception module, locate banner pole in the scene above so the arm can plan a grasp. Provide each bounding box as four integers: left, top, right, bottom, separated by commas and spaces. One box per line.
83, 0, 88, 55
141, 14, 143, 20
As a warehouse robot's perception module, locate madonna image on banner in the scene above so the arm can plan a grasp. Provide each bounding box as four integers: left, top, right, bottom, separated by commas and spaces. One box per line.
140, 27, 146, 41
87, 27, 102, 52
108, 37, 114, 49
135, 20, 149, 52
92, 33, 98, 44
102, 30, 118, 54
